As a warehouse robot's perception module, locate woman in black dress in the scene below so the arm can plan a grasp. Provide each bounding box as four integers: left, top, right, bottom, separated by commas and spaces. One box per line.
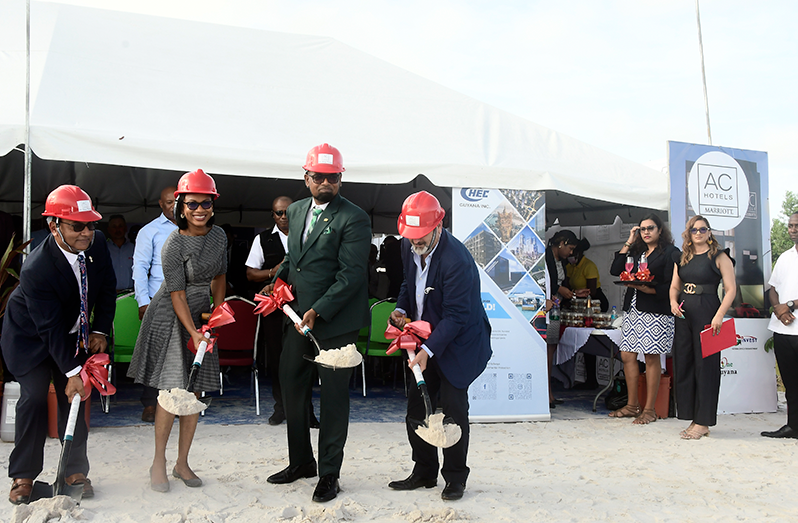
669, 215, 736, 440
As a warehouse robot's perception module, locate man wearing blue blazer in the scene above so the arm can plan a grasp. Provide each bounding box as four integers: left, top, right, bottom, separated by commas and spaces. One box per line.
3, 185, 116, 505
388, 191, 492, 501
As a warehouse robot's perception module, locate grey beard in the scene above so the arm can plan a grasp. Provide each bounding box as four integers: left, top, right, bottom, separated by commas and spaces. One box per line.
411, 243, 430, 256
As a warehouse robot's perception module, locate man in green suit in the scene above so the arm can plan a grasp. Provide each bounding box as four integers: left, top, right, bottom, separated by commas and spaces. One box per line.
266, 143, 371, 503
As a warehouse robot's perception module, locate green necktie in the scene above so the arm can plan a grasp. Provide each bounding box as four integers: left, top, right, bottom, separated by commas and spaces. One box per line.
306, 207, 323, 241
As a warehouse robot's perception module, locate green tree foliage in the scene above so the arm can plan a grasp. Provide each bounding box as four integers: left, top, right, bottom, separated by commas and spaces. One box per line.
771, 191, 798, 266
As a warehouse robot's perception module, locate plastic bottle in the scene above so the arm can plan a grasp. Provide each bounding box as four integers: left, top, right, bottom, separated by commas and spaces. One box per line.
550, 299, 560, 322
1, 381, 20, 442
610, 306, 618, 322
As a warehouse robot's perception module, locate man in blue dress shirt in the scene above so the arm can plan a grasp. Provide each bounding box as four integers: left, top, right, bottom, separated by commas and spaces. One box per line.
131, 186, 177, 422
106, 214, 135, 291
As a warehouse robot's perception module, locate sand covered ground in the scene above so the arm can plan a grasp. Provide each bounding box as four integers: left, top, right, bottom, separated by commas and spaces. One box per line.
3, 409, 798, 523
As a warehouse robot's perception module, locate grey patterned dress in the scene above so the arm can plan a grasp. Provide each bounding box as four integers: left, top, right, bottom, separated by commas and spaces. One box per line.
128, 226, 227, 392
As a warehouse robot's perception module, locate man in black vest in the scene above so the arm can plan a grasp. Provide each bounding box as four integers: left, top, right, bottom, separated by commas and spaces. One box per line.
247, 195, 316, 426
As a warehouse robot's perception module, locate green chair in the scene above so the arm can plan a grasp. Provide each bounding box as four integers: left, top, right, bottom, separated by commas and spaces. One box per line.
355, 298, 407, 396
111, 292, 142, 385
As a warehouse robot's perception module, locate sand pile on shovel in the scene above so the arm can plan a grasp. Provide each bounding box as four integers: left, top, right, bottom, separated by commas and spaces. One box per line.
158, 388, 207, 415
415, 412, 461, 448
314, 343, 363, 368
11, 495, 88, 523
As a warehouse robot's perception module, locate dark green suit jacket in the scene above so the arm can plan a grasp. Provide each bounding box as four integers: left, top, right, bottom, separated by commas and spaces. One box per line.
275, 193, 371, 338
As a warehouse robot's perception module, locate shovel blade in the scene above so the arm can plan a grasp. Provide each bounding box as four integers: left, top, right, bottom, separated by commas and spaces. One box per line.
29, 479, 84, 503
29, 480, 53, 502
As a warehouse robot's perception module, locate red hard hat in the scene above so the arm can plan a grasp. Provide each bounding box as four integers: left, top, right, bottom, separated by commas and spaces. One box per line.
41, 185, 102, 222
303, 143, 345, 174
397, 191, 445, 239
174, 169, 220, 198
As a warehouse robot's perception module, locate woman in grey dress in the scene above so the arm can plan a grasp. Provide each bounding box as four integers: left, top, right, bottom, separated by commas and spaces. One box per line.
128, 169, 227, 492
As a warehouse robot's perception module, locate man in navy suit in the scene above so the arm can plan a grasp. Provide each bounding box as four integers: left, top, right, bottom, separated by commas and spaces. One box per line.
2, 185, 116, 505
388, 191, 492, 501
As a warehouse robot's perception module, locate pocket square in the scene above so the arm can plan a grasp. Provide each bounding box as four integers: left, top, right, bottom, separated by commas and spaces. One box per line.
424, 287, 434, 294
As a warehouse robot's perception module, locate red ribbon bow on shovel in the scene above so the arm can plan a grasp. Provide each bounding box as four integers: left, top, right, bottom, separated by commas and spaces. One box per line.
385, 320, 432, 355
79, 353, 116, 400
188, 301, 236, 354
253, 278, 295, 317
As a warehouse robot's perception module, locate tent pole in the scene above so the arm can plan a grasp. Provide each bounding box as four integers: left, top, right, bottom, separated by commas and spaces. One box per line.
23, 0, 32, 249
695, 0, 712, 146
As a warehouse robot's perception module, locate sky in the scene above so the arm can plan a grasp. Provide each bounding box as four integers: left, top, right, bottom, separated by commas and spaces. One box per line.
50, 0, 797, 220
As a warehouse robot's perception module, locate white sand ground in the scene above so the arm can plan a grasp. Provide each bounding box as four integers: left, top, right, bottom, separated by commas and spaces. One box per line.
3, 410, 798, 523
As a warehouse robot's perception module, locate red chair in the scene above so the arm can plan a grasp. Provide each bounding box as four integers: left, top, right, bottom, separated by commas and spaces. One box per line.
213, 296, 261, 415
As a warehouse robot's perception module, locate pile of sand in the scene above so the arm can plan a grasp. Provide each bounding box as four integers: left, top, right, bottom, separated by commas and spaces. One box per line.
314, 343, 363, 368
157, 389, 207, 416
414, 412, 462, 448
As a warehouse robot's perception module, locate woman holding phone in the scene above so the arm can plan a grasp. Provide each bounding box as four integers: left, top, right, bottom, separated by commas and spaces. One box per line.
609, 214, 680, 424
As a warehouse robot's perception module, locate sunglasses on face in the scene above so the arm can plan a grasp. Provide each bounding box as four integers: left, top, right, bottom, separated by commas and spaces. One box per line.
59, 220, 96, 233
690, 226, 709, 235
184, 200, 213, 210
639, 226, 657, 232
272, 210, 287, 217
308, 173, 340, 185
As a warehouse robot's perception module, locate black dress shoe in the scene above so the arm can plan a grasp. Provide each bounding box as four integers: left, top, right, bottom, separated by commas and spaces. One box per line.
441, 482, 465, 501
267, 460, 317, 484
388, 473, 437, 490
312, 474, 340, 503
761, 425, 798, 439
268, 411, 285, 425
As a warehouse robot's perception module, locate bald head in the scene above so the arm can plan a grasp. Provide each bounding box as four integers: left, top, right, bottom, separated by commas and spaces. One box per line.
160, 186, 177, 223
272, 195, 292, 235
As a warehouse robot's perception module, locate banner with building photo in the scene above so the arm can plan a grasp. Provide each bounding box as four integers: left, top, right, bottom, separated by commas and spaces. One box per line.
453, 188, 550, 421
668, 141, 776, 414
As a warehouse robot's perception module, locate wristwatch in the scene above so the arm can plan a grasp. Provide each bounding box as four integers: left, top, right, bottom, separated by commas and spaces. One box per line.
788, 300, 795, 312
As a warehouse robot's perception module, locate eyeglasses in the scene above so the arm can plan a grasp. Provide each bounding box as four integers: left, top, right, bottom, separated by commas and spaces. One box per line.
639, 226, 657, 232
184, 200, 213, 210
59, 220, 96, 233
272, 210, 287, 217
690, 227, 709, 235
308, 173, 340, 185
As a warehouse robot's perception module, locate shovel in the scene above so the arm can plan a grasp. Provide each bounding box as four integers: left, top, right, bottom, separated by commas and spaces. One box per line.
158, 302, 236, 416
254, 279, 360, 370
30, 394, 84, 503
406, 348, 462, 449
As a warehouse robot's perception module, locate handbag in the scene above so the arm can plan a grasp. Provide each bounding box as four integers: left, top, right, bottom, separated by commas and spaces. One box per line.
604, 375, 628, 411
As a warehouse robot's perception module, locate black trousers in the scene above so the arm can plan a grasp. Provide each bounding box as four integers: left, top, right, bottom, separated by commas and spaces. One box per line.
405, 357, 470, 486
259, 313, 285, 414
280, 325, 355, 478
774, 333, 798, 429
8, 356, 90, 479
673, 294, 722, 427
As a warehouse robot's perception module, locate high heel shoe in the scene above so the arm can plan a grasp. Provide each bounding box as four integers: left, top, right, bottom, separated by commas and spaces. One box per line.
149, 467, 170, 493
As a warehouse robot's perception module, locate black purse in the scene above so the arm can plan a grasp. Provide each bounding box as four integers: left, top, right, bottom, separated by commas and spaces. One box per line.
605, 376, 628, 411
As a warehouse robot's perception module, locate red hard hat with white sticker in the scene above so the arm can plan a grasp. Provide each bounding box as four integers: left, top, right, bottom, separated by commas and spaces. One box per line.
174, 169, 220, 198
42, 185, 102, 222
397, 191, 445, 239
303, 143, 345, 174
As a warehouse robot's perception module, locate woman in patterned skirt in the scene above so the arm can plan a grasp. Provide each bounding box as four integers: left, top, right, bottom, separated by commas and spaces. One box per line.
669, 215, 736, 440
609, 214, 680, 424
128, 169, 227, 491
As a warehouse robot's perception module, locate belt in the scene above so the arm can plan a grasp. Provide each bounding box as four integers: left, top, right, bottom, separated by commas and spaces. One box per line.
682, 283, 711, 295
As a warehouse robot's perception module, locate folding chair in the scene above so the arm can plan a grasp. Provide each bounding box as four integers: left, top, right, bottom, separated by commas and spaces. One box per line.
213, 296, 261, 415
355, 297, 407, 396
107, 292, 142, 412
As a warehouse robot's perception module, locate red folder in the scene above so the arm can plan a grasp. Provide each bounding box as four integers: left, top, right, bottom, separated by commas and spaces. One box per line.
700, 318, 737, 358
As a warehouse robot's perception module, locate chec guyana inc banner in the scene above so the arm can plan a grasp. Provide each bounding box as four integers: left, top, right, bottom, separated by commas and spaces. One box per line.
668, 141, 776, 414
453, 188, 550, 421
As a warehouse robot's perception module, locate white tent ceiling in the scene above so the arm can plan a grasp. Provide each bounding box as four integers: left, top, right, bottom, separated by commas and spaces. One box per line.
0, 1, 669, 231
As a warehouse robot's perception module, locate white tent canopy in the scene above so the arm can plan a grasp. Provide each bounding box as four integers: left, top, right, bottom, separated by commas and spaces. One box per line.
0, 1, 669, 230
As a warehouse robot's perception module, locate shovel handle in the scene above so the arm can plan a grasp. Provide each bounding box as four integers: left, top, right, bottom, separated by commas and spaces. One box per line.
406, 348, 425, 385
283, 304, 310, 336
191, 332, 212, 367
64, 394, 81, 441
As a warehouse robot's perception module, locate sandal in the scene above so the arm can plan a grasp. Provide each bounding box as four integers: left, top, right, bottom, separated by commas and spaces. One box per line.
679, 422, 696, 437
632, 409, 657, 425
681, 428, 710, 440
608, 404, 641, 418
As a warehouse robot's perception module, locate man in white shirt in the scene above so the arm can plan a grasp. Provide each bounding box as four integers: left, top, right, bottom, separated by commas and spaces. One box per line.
131, 185, 177, 422
762, 212, 798, 439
